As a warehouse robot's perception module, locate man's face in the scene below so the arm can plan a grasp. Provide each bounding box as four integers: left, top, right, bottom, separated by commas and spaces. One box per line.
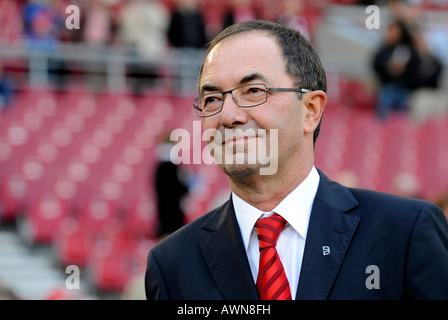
199, 32, 310, 179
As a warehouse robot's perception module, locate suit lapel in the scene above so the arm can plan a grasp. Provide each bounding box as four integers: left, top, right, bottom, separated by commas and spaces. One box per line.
198, 171, 361, 300
199, 198, 259, 300
296, 170, 361, 300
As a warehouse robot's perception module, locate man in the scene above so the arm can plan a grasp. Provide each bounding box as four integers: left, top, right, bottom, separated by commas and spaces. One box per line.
145, 20, 448, 300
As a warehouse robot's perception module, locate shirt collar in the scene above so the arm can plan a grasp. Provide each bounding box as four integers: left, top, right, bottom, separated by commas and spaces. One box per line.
233, 166, 320, 251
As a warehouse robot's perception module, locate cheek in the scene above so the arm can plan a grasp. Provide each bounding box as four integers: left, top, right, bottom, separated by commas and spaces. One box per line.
272, 104, 304, 151
258, 98, 303, 135
202, 117, 220, 133
202, 117, 221, 147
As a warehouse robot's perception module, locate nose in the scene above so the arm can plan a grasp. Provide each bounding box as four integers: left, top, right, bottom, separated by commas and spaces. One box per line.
219, 92, 249, 128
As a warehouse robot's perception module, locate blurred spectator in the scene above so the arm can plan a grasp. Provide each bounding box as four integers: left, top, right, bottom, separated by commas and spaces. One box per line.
372, 19, 417, 118
22, 0, 67, 90
82, 0, 113, 46
22, 0, 63, 42
412, 32, 443, 89
167, 0, 208, 49
372, 18, 441, 119
276, 0, 311, 41
167, 0, 208, 92
80, 0, 115, 92
388, 0, 421, 24
154, 137, 189, 238
0, 62, 14, 111
357, 0, 377, 4
119, 0, 170, 95
120, 0, 169, 59
222, 0, 259, 31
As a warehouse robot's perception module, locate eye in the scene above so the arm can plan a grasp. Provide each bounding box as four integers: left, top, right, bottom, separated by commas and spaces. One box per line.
249, 87, 261, 94
204, 95, 220, 105
245, 85, 266, 95
201, 94, 222, 112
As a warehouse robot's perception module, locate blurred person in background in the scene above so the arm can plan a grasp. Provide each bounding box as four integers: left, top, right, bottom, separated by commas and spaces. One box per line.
167, 0, 208, 92
22, 0, 63, 46
222, 0, 259, 31
119, 0, 170, 95
372, 19, 420, 119
388, 0, 443, 89
167, 0, 207, 49
22, 0, 67, 90
80, 0, 114, 92
411, 32, 443, 90
82, 0, 114, 46
120, 0, 170, 58
276, 0, 311, 41
372, 1, 443, 119
154, 137, 190, 239
0, 62, 14, 112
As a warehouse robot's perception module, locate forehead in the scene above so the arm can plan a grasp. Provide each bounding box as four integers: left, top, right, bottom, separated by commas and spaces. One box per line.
200, 32, 288, 90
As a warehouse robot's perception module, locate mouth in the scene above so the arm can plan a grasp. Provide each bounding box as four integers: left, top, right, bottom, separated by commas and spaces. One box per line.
222, 135, 258, 146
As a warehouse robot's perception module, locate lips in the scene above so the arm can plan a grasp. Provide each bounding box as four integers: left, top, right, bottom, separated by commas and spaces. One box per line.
222, 135, 257, 145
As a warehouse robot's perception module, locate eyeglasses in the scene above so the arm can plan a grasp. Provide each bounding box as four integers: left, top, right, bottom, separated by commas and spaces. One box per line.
193, 83, 312, 118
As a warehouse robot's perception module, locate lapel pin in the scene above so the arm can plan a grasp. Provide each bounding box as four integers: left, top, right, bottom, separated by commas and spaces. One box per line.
322, 246, 330, 256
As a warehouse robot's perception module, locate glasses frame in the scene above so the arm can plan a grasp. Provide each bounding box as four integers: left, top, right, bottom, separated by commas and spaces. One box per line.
193, 83, 312, 118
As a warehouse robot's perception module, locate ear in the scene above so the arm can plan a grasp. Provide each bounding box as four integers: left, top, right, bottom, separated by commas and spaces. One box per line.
302, 90, 327, 135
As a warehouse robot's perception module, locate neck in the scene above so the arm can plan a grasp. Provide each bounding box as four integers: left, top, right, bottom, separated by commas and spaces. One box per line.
229, 159, 314, 212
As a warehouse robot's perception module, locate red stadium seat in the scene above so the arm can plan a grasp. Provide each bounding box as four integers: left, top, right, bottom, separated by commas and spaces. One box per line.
88, 237, 133, 292
125, 196, 158, 239
0, 173, 28, 221
52, 216, 94, 267
22, 193, 69, 244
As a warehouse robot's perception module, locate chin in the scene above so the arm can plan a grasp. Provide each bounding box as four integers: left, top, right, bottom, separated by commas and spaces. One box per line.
218, 162, 261, 179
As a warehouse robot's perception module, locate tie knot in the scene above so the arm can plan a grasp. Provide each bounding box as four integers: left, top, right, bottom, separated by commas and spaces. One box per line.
255, 213, 287, 249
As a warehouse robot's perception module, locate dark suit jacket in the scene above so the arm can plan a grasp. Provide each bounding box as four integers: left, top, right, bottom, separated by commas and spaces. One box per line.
145, 170, 448, 299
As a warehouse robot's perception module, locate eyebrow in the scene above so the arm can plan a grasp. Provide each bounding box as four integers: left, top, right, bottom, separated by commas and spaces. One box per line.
238, 72, 269, 86
200, 84, 220, 95
200, 72, 270, 95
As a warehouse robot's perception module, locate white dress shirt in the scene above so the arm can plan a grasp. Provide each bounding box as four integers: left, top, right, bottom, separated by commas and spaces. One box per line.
232, 166, 320, 299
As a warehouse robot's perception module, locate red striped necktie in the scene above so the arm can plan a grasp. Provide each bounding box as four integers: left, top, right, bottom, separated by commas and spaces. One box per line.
255, 213, 292, 300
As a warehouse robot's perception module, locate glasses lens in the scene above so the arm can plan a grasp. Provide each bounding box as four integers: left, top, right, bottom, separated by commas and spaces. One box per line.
193, 84, 268, 117
234, 84, 268, 107
193, 98, 204, 117
195, 93, 223, 117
